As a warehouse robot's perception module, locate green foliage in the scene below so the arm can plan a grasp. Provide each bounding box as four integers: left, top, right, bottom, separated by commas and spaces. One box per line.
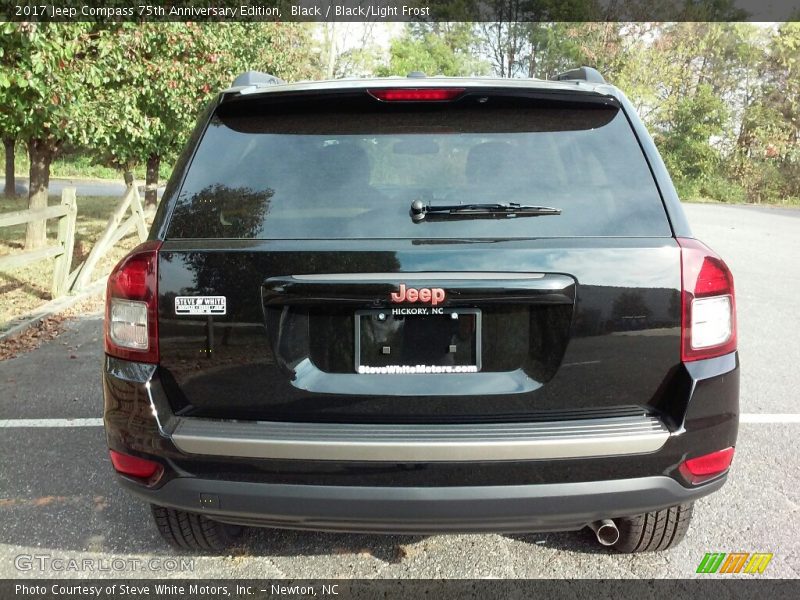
0, 22, 321, 175
89, 23, 321, 173
527, 22, 631, 79
397, 19, 798, 205
3, 20, 800, 208
679, 173, 748, 204
0, 22, 102, 149
376, 24, 488, 77
0, 22, 321, 245
656, 84, 727, 183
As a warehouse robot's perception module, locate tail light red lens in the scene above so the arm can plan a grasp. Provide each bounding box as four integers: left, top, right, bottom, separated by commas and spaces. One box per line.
104, 240, 161, 363
109, 450, 163, 480
368, 88, 465, 102
679, 447, 735, 484
677, 237, 736, 362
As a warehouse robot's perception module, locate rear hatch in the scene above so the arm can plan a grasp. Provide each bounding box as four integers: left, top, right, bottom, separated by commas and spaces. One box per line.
155, 85, 681, 423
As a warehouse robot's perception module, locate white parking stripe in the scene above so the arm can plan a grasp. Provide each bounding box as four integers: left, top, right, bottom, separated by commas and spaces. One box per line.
0, 414, 799, 427
0, 418, 103, 427
739, 413, 800, 423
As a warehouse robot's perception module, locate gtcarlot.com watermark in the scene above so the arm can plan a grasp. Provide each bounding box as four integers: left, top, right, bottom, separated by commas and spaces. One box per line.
15, 553, 194, 573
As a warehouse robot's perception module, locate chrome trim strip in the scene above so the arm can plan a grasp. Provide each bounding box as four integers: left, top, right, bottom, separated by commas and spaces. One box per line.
144, 381, 167, 438
171, 416, 669, 462
291, 272, 545, 281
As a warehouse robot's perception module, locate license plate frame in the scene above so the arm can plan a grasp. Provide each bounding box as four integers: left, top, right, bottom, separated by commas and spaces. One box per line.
354, 307, 481, 374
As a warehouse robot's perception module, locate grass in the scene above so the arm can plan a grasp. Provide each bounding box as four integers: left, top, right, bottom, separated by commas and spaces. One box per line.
0, 193, 141, 329
18, 155, 123, 181
681, 195, 800, 206
11, 144, 172, 182
674, 174, 800, 207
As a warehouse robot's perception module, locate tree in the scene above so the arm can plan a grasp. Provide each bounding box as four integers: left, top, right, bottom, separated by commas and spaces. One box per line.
614, 23, 792, 202
321, 21, 384, 79
765, 23, 800, 163
377, 24, 489, 77
0, 22, 109, 248
515, 22, 635, 80
0, 31, 20, 197
0, 51, 20, 198
478, 17, 535, 77
736, 23, 800, 202
474, 1, 608, 78
91, 23, 321, 207
655, 83, 728, 186
2, 139, 16, 197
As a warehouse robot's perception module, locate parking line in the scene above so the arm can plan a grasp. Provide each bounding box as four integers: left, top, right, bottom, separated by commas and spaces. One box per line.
739, 413, 800, 423
0, 418, 103, 427
0, 414, 799, 427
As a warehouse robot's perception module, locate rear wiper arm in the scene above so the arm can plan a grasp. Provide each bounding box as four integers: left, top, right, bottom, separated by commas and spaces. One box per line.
410, 200, 561, 222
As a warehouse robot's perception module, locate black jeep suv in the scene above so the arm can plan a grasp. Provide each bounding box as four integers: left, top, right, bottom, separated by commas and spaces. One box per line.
103, 68, 738, 552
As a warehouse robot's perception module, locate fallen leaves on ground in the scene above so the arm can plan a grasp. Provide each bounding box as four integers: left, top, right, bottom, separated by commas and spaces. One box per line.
0, 293, 104, 361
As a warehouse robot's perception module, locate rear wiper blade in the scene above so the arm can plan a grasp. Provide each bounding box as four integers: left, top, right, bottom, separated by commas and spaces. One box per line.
410, 200, 561, 222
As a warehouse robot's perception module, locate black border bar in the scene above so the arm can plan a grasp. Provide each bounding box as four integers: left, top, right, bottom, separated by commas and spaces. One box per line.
4, 579, 800, 599
3, 0, 800, 22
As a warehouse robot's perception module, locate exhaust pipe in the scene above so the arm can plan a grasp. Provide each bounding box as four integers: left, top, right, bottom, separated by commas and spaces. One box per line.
589, 519, 620, 546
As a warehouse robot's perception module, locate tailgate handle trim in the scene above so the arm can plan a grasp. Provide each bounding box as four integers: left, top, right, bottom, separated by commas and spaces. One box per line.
291, 272, 546, 281
262, 272, 575, 306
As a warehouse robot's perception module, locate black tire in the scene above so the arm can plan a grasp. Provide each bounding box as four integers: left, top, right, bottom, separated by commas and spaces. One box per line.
611, 502, 694, 553
151, 505, 245, 552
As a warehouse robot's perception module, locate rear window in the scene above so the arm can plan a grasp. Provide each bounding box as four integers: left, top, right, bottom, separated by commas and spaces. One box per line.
166, 94, 671, 239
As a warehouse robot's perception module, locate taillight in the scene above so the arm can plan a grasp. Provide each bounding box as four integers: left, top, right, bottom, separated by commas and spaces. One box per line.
677, 238, 736, 362
368, 88, 465, 102
104, 240, 161, 363
679, 447, 735, 484
109, 450, 163, 480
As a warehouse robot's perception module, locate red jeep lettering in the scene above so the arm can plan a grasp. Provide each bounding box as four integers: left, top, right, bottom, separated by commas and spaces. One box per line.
390, 284, 446, 306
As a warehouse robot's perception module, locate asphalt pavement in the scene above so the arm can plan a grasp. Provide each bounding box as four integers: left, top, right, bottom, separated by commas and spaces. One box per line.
0, 202, 798, 579
1, 177, 164, 199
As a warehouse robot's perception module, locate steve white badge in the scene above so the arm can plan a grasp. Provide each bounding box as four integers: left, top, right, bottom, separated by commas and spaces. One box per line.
175, 296, 226, 316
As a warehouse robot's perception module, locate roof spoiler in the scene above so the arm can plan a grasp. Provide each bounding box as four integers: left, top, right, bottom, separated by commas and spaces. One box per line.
231, 71, 285, 88
554, 66, 606, 84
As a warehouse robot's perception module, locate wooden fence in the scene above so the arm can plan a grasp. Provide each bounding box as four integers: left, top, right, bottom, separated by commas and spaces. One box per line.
69, 182, 148, 292
0, 180, 151, 301
0, 188, 77, 297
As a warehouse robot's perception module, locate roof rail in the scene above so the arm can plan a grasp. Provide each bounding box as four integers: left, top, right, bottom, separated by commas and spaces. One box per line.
554, 66, 606, 84
231, 71, 285, 88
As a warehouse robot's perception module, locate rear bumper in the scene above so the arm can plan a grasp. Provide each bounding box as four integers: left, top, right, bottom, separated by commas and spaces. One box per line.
119, 473, 724, 534
104, 351, 738, 533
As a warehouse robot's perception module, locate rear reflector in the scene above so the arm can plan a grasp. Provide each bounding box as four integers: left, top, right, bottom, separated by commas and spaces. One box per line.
677, 238, 736, 361
109, 450, 162, 480
679, 447, 734, 484
105, 240, 161, 363
368, 88, 465, 102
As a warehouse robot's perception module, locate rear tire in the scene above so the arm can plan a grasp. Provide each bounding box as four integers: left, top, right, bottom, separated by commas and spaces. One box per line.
611, 502, 694, 553
151, 505, 245, 552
